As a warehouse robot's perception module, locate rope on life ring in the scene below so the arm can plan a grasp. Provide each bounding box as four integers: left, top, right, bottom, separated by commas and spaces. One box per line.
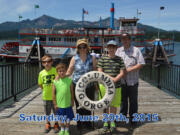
75, 71, 115, 111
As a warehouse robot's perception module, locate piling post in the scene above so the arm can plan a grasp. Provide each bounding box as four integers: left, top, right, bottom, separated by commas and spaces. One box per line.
157, 65, 161, 89
11, 66, 17, 101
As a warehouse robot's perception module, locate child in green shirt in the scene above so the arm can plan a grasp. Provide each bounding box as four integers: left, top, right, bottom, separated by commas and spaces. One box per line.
38, 55, 59, 133
53, 63, 74, 135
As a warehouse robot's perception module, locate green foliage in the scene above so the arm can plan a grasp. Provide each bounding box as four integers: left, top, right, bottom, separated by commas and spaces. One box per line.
145, 31, 180, 41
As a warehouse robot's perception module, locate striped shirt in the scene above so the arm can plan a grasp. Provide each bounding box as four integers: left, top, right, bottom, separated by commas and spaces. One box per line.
115, 46, 145, 86
97, 56, 125, 88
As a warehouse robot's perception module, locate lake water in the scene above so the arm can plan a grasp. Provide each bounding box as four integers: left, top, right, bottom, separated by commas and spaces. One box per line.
169, 42, 180, 65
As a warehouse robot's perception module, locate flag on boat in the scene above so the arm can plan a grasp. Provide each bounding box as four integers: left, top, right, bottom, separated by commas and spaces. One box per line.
137, 9, 141, 15
35, 4, 39, 8
160, 6, 165, 10
138, 11, 141, 15
19, 15, 23, 19
83, 8, 88, 14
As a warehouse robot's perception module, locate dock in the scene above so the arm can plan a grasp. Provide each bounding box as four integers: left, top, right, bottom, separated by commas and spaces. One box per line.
0, 79, 180, 135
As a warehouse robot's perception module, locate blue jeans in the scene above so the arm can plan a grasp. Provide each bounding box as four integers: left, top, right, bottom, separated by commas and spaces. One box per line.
120, 83, 138, 118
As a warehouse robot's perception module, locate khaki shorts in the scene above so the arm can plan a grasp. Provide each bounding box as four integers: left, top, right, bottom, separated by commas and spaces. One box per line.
43, 100, 56, 115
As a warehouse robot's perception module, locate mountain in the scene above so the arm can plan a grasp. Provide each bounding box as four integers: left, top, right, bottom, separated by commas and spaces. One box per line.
0, 14, 159, 31
0, 14, 179, 41
0, 22, 19, 32
137, 23, 166, 33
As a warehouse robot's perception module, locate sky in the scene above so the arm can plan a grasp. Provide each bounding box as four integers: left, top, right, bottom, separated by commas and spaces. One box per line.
0, 0, 180, 31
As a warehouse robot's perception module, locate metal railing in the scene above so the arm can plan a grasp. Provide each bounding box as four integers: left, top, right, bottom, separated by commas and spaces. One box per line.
0, 62, 40, 103
140, 63, 180, 96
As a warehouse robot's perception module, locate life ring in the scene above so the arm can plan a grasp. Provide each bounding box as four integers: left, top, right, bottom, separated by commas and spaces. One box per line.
75, 71, 115, 111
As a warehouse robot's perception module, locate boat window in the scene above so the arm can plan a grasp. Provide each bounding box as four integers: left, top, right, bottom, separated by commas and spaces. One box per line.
40, 37, 46, 41
74, 38, 77, 42
49, 37, 56, 41
63, 37, 77, 42
104, 37, 115, 43
119, 37, 121, 43
72, 38, 75, 42
94, 37, 98, 43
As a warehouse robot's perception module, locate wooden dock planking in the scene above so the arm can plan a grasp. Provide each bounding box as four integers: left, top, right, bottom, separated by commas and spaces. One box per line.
0, 79, 180, 135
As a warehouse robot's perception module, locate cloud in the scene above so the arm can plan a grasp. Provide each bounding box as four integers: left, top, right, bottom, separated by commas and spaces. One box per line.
15, 0, 33, 15
0, 0, 7, 15
0, 0, 38, 22
0, 0, 32, 14
15, 1, 32, 14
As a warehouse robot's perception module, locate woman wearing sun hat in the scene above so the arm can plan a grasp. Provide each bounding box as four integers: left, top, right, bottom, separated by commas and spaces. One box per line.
66, 38, 96, 129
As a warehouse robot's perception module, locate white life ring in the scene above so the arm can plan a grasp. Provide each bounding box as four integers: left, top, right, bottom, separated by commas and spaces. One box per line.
75, 71, 115, 111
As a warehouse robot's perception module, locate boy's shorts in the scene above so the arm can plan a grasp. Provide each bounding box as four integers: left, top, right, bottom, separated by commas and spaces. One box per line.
43, 100, 56, 115
57, 106, 74, 121
99, 84, 121, 107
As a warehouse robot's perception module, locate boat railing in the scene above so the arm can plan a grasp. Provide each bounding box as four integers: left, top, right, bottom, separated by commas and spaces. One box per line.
20, 39, 147, 47
20, 28, 144, 36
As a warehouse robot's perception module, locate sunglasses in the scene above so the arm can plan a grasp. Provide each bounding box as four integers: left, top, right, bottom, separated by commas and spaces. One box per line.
42, 60, 52, 64
78, 46, 86, 49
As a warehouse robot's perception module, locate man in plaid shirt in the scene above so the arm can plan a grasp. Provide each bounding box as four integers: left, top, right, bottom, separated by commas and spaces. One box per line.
115, 33, 145, 125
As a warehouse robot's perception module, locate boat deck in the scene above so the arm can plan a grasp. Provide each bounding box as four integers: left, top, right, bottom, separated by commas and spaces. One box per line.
0, 79, 180, 135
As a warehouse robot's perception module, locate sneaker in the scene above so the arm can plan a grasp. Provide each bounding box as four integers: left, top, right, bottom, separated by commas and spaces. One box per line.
44, 123, 51, 133
64, 130, 70, 135
103, 122, 108, 131
59, 130, 65, 135
130, 121, 137, 127
110, 122, 116, 132
54, 123, 59, 133
129, 117, 137, 127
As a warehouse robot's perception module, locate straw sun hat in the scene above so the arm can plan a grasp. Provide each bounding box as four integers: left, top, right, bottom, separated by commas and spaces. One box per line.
76, 38, 91, 53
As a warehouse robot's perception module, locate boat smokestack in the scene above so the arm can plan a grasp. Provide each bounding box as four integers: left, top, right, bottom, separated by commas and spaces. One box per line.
110, 3, 115, 29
